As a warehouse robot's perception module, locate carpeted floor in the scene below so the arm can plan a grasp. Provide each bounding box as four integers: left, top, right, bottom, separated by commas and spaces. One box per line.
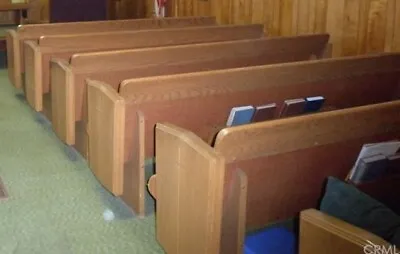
0, 69, 164, 253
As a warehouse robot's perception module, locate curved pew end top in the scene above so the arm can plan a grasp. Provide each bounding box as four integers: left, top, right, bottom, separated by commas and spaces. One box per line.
154, 122, 228, 254
86, 79, 125, 196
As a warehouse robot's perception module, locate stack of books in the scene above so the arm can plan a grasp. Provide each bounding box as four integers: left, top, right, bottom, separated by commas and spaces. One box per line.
347, 140, 400, 184
226, 96, 326, 127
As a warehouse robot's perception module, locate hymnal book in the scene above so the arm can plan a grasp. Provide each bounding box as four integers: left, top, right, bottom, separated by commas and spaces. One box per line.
304, 96, 325, 113
351, 154, 388, 184
252, 103, 277, 122
226, 105, 255, 127
279, 98, 306, 118
387, 154, 400, 176
347, 140, 400, 181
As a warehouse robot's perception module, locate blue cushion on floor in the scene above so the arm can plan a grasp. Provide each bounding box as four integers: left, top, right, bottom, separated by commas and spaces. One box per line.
244, 227, 296, 254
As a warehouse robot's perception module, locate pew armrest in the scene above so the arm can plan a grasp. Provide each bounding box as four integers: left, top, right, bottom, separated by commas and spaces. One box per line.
299, 209, 390, 254
50, 58, 74, 144
86, 79, 125, 196
6, 29, 20, 88
23, 39, 42, 111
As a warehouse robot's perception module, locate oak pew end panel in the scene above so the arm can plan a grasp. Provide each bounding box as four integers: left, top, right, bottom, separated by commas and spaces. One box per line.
24, 24, 265, 113
86, 53, 400, 217
151, 100, 400, 253
299, 209, 391, 254
86, 82, 125, 196
5, 16, 218, 89
52, 33, 330, 150
149, 123, 246, 254
6, 29, 18, 86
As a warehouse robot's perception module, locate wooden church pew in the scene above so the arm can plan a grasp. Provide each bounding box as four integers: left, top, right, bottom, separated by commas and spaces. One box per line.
23, 24, 264, 112
148, 100, 400, 253
86, 53, 400, 217
50, 33, 330, 153
6, 16, 217, 89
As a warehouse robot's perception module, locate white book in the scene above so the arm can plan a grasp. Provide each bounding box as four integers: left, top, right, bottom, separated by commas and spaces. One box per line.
348, 140, 400, 180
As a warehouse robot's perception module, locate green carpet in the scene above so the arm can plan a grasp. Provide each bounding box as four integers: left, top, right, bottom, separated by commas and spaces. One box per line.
0, 69, 164, 254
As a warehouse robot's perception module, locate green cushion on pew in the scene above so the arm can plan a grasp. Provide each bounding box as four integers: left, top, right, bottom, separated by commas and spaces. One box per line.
320, 177, 400, 246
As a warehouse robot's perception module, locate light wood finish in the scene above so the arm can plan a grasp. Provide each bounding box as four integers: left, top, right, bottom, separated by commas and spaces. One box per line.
0, 2, 29, 11
50, 34, 329, 153
299, 209, 390, 254
80, 33, 330, 211
154, 123, 226, 253
171, 0, 400, 57
0, 1, 30, 25
6, 16, 217, 89
87, 53, 400, 217
153, 100, 400, 253
86, 81, 125, 195
23, 24, 263, 112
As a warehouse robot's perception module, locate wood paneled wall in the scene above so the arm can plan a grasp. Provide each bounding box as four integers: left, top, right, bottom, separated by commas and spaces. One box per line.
171, 0, 400, 57
0, 0, 49, 23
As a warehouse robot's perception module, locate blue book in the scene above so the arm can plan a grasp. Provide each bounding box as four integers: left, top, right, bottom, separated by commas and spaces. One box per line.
304, 96, 325, 112
226, 105, 255, 127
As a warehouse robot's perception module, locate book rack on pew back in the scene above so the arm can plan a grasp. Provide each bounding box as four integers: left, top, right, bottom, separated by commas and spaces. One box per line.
50, 33, 330, 157
86, 52, 400, 217
149, 99, 400, 254
23, 24, 264, 112
6, 16, 217, 89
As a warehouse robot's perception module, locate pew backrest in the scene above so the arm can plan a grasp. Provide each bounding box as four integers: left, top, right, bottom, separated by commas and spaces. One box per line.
17, 16, 217, 38
24, 24, 265, 111
213, 100, 400, 230
52, 34, 329, 147
118, 53, 400, 161
37, 24, 264, 51
69, 33, 330, 72
6, 16, 217, 88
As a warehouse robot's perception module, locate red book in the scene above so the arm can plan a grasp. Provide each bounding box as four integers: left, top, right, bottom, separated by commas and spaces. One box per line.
279, 98, 306, 118
252, 103, 277, 122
